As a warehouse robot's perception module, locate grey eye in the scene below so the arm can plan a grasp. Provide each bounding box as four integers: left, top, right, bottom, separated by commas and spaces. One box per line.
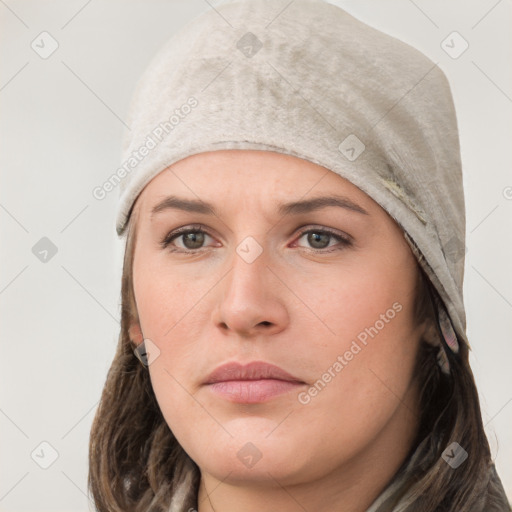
178, 231, 208, 250
304, 231, 331, 249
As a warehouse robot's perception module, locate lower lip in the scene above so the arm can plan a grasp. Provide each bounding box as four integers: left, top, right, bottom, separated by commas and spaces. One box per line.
206, 379, 303, 403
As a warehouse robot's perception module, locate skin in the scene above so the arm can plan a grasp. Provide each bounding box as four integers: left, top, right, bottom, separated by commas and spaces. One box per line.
129, 149, 426, 512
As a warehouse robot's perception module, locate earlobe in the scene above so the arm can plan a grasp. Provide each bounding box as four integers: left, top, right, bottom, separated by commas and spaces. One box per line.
129, 321, 143, 345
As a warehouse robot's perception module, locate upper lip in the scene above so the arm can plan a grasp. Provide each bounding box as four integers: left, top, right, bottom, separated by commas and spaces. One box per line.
203, 361, 304, 384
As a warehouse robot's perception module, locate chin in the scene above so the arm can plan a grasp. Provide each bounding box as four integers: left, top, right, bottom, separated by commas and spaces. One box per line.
186, 433, 317, 486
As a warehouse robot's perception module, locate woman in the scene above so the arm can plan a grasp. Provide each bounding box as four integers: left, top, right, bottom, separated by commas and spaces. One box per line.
88, 0, 511, 510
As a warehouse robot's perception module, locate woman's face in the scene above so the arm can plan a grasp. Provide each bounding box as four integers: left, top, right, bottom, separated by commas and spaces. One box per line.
131, 149, 425, 487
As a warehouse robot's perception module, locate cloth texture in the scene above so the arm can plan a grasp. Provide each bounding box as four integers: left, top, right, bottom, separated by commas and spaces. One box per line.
115, 0, 469, 352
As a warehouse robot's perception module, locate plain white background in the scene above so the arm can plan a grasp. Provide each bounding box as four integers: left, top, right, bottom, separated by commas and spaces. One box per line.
1, 0, 511, 510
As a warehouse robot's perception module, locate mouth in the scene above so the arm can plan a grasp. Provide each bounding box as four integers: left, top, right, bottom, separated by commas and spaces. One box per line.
203, 361, 306, 404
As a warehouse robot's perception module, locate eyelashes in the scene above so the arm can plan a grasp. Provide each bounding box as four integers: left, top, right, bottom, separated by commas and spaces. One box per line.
160, 225, 214, 252
159, 224, 353, 254
291, 228, 352, 252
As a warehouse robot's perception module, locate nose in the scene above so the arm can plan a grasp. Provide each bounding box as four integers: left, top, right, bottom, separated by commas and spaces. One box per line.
212, 241, 288, 339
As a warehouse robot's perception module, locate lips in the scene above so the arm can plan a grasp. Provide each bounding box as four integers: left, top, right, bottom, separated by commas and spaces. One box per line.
203, 361, 305, 403
204, 361, 303, 384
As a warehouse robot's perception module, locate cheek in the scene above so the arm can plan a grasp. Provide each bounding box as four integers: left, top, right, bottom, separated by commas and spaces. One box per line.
295, 252, 417, 356
133, 247, 190, 339
286, 257, 419, 439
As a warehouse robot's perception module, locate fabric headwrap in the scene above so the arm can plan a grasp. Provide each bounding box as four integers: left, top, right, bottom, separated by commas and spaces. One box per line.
115, 0, 469, 368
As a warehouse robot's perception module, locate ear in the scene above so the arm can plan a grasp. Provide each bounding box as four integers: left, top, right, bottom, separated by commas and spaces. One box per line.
129, 321, 144, 345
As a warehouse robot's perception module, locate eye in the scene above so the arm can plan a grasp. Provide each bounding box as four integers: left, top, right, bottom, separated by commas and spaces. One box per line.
294, 227, 352, 252
160, 225, 215, 252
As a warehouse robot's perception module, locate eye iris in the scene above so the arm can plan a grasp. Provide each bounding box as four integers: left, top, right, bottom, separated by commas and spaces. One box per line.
308, 232, 330, 249
183, 232, 205, 249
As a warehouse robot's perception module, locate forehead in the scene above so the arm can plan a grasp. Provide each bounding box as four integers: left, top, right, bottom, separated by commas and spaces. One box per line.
137, 149, 377, 212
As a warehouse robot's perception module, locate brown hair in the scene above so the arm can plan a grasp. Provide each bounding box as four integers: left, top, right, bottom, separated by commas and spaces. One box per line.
88, 204, 509, 511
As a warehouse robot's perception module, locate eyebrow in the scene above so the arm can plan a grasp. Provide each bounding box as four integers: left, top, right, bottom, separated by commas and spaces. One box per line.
150, 194, 370, 219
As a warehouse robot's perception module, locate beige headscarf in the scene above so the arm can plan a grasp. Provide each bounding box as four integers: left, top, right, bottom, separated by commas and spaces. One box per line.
114, 0, 468, 358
